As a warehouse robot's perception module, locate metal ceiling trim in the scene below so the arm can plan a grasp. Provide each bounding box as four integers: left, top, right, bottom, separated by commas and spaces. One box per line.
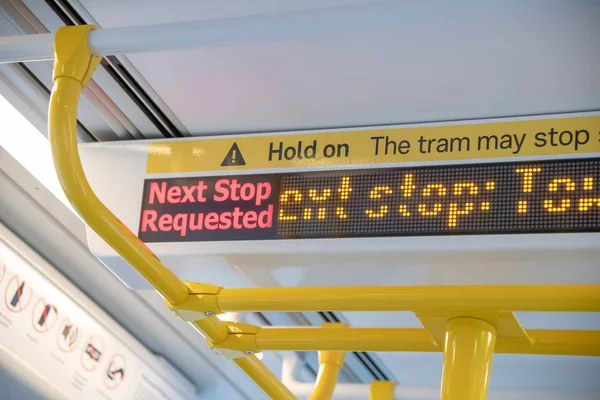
39, 0, 188, 139
0, 0, 134, 141
5, 0, 175, 140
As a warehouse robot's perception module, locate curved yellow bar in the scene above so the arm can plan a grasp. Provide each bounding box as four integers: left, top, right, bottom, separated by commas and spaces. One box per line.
309, 324, 347, 400
369, 381, 395, 400
49, 76, 188, 305
48, 25, 298, 400
441, 318, 497, 400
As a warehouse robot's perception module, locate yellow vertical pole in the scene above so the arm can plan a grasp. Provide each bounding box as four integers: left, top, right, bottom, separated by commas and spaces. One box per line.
369, 381, 395, 400
441, 318, 497, 400
308, 351, 346, 400
308, 323, 347, 400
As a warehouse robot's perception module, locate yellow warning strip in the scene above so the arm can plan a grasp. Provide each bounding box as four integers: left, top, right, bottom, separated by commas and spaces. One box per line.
147, 115, 600, 173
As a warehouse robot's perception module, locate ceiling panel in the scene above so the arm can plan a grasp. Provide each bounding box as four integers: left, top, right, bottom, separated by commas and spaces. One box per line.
75, 0, 600, 135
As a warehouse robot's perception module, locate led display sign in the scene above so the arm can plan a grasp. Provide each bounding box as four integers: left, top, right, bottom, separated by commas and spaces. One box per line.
138, 158, 599, 242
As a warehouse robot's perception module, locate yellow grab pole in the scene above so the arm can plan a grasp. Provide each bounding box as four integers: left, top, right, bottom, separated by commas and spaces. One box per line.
49, 26, 187, 305
257, 327, 436, 352
369, 381, 395, 400
441, 318, 497, 400
217, 285, 600, 312
255, 326, 600, 356
234, 356, 297, 400
308, 351, 346, 400
50, 77, 189, 304
308, 323, 346, 400
48, 25, 296, 400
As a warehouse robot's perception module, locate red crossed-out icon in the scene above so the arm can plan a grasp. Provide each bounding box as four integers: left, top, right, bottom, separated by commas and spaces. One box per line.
4, 275, 33, 313
81, 335, 104, 372
57, 318, 80, 353
104, 354, 126, 390
31, 297, 58, 333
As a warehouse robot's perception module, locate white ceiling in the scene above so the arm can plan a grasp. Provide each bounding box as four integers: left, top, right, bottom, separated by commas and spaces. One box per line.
76, 0, 600, 135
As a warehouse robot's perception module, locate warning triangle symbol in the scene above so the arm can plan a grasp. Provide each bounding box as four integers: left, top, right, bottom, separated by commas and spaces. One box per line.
221, 142, 246, 167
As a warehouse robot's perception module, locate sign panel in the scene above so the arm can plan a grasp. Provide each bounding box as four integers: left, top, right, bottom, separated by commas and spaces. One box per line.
138, 158, 599, 242
139, 175, 280, 242
146, 115, 600, 173
0, 240, 193, 400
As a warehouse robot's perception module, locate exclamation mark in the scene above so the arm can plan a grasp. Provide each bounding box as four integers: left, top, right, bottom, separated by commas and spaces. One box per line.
231, 149, 237, 164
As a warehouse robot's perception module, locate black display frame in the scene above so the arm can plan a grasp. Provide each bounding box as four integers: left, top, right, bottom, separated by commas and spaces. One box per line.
138, 157, 600, 242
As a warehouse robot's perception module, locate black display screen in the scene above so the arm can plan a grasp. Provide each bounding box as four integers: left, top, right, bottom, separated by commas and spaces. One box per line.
138, 158, 599, 242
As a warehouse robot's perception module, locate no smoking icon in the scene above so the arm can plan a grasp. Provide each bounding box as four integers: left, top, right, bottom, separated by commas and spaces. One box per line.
31, 297, 58, 333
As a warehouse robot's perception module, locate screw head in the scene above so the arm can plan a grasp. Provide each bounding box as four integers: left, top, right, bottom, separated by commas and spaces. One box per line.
205, 311, 215, 317
245, 350, 254, 355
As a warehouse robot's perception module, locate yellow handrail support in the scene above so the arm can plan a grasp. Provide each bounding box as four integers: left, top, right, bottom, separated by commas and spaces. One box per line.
369, 381, 395, 400
48, 25, 297, 400
254, 326, 600, 356
441, 318, 496, 400
206, 322, 262, 359
165, 282, 223, 322
309, 323, 347, 400
216, 284, 600, 312
50, 26, 188, 304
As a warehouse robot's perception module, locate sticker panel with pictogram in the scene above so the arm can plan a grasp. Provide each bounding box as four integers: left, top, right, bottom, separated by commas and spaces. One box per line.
31, 297, 58, 333
104, 354, 126, 390
81, 335, 104, 372
4, 275, 33, 313
57, 318, 80, 352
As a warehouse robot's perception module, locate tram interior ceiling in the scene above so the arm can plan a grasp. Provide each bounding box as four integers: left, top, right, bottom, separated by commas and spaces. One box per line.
0, 1, 599, 400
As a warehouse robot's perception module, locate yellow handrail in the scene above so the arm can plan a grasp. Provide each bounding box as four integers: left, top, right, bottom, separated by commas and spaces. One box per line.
48, 25, 298, 400
49, 26, 186, 305
254, 327, 600, 356
217, 284, 600, 312
369, 381, 395, 400
309, 351, 346, 400
309, 324, 347, 400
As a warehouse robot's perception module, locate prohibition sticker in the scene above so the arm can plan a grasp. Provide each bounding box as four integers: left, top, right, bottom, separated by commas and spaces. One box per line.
57, 318, 80, 352
81, 335, 104, 372
31, 297, 58, 333
4, 275, 33, 313
104, 354, 126, 389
